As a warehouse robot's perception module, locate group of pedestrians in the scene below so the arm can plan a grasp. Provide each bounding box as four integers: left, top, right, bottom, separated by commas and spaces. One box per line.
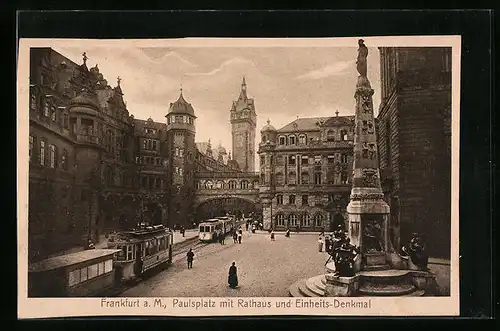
232, 227, 243, 244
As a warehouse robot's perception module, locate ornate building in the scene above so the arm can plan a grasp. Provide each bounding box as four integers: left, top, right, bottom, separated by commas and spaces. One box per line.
258, 113, 355, 232
376, 47, 452, 258
27, 48, 248, 262
230, 77, 257, 172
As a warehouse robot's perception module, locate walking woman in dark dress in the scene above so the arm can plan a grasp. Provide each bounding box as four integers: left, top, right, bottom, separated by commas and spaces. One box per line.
228, 262, 238, 288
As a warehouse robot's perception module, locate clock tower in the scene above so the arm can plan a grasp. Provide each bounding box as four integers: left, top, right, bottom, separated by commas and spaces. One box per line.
230, 77, 257, 172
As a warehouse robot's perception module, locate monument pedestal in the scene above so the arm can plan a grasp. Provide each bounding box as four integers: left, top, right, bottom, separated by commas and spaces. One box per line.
324, 273, 360, 297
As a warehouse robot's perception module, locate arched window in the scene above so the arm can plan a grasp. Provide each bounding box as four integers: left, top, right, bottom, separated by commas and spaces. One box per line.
205, 181, 213, 189
303, 214, 311, 227
195, 181, 201, 189
49, 144, 56, 168
275, 172, 284, 185
278, 136, 286, 145
216, 181, 224, 189
288, 135, 296, 145
288, 214, 297, 226
340, 129, 348, 141
276, 195, 283, 205
240, 180, 249, 189
276, 214, 285, 227
253, 180, 259, 188
289, 195, 296, 205
314, 213, 324, 227
228, 180, 237, 189
299, 134, 307, 145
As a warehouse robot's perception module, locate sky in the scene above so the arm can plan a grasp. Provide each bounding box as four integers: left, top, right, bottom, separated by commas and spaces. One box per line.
53, 41, 381, 159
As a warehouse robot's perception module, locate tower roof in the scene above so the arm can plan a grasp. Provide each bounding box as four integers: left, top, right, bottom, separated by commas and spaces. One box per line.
168, 89, 195, 116
69, 90, 100, 110
261, 119, 277, 132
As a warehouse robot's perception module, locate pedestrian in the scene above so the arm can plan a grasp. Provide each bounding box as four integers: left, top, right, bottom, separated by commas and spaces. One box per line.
285, 229, 290, 238
228, 262, 238, 288
221, 232, 225, 245
233, 231, 238, 243
186, 248, 194, 269
318, 235, 324, 252
270, 230, 275, 241
238, 232, 242, 244
181, 226, 185, 237
296, 225, 300, 233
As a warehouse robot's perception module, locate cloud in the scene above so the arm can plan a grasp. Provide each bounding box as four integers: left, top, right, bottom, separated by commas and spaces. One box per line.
295, 60, 354, 80
138, 48, 197, 67
186, 57, 255, 77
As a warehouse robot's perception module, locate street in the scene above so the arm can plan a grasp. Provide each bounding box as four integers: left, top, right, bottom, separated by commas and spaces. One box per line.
120, 230, 327, 297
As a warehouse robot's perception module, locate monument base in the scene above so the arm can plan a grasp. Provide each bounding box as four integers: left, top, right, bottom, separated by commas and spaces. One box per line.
409, 270, 440, 296
324, 273, 360, 297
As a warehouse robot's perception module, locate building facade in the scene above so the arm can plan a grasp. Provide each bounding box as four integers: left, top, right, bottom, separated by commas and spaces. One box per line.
230, 77, 257, 172
27, 48, 255, 262
376, 47, 452, 258
258, 114, 355, 232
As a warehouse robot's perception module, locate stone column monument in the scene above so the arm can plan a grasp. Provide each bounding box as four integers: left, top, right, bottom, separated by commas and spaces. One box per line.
347, 39, 392, 272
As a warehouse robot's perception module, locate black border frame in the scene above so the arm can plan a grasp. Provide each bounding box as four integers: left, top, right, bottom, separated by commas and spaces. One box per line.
12, 10, 495, 323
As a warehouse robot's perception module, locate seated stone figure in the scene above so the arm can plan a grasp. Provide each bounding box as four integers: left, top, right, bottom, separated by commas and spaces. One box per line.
333, 238, 360, 277
402, 233, 429, 271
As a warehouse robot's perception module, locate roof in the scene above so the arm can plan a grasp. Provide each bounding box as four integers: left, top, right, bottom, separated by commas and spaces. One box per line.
69, 91, 100, 110
168, 91, 195, 116
261, 119, 277, 132
133, 118, 167, 131
29, 249, 121, 273
277, 116, 355, 133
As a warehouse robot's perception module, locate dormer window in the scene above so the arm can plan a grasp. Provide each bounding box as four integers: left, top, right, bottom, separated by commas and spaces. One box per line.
278, 136, 286, 145
288, 135, 296, 145
340, 129, 348, 141
299, 134, 306, 145
327, 130, 336, 142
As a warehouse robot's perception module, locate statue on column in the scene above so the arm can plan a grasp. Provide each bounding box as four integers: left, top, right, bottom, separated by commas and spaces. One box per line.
356, 39, 368, 77
402, 232, 429, 270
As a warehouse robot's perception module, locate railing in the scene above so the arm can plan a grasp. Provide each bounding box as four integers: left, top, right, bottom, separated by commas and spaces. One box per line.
75, 134, 101, 145
195, 171, 260, 179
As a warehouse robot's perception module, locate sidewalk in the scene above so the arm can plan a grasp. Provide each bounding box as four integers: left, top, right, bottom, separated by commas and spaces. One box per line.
172, 229, 198, 246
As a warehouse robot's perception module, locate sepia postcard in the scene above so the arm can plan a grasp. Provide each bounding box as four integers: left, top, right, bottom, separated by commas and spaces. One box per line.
17, 36, 460, 318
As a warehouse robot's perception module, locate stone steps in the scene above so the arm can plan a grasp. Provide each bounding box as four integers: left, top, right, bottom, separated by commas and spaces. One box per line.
289, 270, 427, 297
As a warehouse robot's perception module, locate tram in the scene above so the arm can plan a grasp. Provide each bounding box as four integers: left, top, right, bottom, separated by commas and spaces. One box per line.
106, 224, 174, 283
198, 217, 234, 242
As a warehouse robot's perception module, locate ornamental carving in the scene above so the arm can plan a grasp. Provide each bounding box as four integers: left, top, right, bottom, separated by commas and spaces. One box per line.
362, 168, 379, 187
361, 120, 375, 135
362, 142, 377, 160
361, 95, 372, 113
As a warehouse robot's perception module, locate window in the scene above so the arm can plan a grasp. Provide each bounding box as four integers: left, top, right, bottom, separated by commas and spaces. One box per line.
299, 134, 306, 145
301, 156, 309, 165
341, 153, 348, 163
61, 149, 68, 170
288, 171, 296, 185
30, 92, 37, 110
39, 140, 45, 166
216, 181, 224, 189
80, 266, 88, 282
341, 171, 349, 184
175, 147, 179, 156
50, 106, 56, 121
288, 135, 296, 145
43, 101, 50, 117
275, 172, 284, 185
205, 181, 213, 189
127, 246, 134, 260
301, 172, 309, 184
29, 135, 34, 162
68, 269, 80, 287
303, 214, 311, 227
328, 155, 336, 164
279, 136, 286, 145
179, 148, 184, 157
49, 145, 56, 168
152, 140, 157, 150
260, 155, 265, 165
104, 259, 113, 273
276, 195, 283, 205
288, 155, 296, 165
240, 180, 249, 189
228, 180, 236, 189
314, 155, 322, 165
88, 264, 98, 279
175, 115, 183, 123
302, 195, 308, 205
327, 130, 335, 142
314, 172, 322, 185
276, 214, 285, 226
276, 156, 284, 165
289, 214, 297, 226
143, 140, 147, 149
314, 214, 324, 227
340, 129, 348, 141
289, 195, 295, 205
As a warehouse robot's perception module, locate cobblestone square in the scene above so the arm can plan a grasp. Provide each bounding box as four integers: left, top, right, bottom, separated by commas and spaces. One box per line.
121, 231, 327, 297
